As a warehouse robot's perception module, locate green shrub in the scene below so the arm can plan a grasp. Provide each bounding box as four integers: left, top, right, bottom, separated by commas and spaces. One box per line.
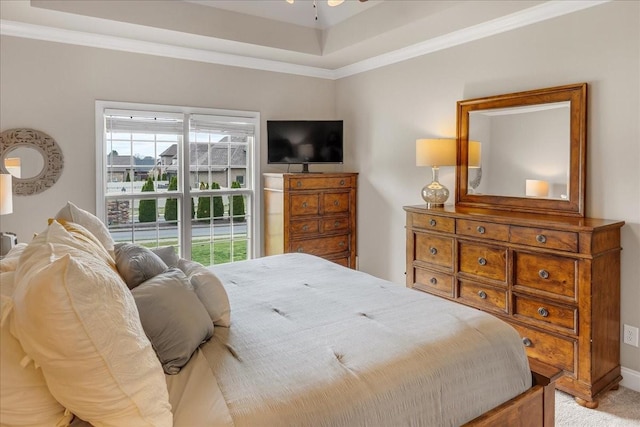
197, 182, 211, 220
138, 177, 156, 223
212, 182, 224, 218
231, 181, 245, 222
164, 176, 178, 221
125, 172, 131, 182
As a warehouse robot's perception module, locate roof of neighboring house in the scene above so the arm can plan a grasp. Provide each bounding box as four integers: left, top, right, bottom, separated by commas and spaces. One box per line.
159, 143, 246, 166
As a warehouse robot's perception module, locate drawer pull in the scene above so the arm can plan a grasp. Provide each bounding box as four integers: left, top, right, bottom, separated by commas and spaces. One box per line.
539, 269, 550, 280
522, 337, 532, 347
429, 277, 438, 285
536, 234, 547, 244
334, 221, 340, 228
537, 307, 549, 318
339, 179, 345, 186
302, 225, 309, 231
478, 290, 487, 299
339, 241, 345, 247
476, 226, 486, 234
429, 247, 438, 255
478, 257, 487, 266
333, 200, 339, 206
302, 202, 308, 208
429, 219, 437, 227
297, 247, 303, 253
296, 181, 302, 187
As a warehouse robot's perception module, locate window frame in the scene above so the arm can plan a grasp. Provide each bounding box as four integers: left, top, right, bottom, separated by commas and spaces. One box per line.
95, 100, 261, 262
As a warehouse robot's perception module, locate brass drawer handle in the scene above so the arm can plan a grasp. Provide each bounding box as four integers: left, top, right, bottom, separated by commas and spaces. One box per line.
478, 257, 487, 266
430, 277, 438, 285
536, 234, 547, 244
522, 337, 532, 347
297, 181, 302, 187
537, 307, 549, 318
302, 202, 308, 208
340, 179, 345, 185
478, 290, 487, 299
333, 200, 339, 206
539, 269, 550, 280
476, 226, 486, 234
334, 221, 340, 228
297, 247, 304, 253
339, 241, 345, 247
429, 247, 438, 255
302, 225, 309, 231
429, 219, 437, 227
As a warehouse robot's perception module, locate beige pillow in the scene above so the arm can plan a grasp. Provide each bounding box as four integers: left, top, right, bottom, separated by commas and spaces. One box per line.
1, 272, 73, 427
12, 223, 172, 427
0, 242, 28, 273
54, 201, 115, 256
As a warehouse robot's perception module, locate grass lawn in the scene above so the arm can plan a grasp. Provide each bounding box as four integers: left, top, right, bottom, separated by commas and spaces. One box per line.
140, 238, 248, 266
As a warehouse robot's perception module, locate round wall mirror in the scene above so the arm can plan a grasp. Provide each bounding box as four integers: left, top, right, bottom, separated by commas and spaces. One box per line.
0, 128, 64, 195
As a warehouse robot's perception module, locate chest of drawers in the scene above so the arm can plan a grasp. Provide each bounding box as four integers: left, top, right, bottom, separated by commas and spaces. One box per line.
404, 205, 624, 407
264, 173, 357, 268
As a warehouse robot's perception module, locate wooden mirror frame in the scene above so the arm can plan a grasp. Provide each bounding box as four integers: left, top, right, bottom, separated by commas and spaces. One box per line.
456, 83, 587, 217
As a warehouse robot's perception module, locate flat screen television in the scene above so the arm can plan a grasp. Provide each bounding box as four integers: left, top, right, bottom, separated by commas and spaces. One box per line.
267, 120, 343, 172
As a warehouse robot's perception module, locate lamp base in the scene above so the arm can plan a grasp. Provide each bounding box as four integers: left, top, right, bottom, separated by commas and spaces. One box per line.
421, 181, 449, 208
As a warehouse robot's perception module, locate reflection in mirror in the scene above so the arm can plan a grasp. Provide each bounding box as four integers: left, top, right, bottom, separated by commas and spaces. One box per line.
4, 147, 45, 179
468, 102, 570, 200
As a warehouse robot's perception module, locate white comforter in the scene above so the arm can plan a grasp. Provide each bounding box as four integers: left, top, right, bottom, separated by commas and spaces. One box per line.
167, 253, 531, 427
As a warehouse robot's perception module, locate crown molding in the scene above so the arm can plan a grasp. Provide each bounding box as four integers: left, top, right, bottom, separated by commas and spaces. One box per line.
0, 0, 610, 81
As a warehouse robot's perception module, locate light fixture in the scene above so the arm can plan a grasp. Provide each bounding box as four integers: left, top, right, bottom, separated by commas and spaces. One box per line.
286, 0, 350, 5
468, 141, 482, 168
525, 179, 549, 198
416, 138, 457, 208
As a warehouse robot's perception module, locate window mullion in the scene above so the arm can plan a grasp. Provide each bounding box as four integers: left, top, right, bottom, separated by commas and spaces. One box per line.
181, 113, 192, 261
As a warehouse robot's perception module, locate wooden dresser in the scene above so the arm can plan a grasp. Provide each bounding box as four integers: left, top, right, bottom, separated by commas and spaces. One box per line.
264, 173, 357, 268
404, 204, 624, 407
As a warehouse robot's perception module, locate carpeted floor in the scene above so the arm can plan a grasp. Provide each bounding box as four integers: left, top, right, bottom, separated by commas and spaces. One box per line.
556, 387, 640, 426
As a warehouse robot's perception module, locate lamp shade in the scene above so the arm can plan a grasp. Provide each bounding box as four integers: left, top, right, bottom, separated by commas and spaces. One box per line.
0, 174, 13, 215
416, 139, 456, 167
468, 141, 482, 167
525, 179, 549, 198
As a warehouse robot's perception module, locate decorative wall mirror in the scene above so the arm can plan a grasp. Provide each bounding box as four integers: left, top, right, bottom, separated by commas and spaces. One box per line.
456, 83, 587, 217
0, 128, 64, 195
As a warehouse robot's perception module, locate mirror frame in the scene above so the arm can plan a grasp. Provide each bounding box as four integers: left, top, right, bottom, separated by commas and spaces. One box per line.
456, 83, 587, 217
0, 128, 64, 196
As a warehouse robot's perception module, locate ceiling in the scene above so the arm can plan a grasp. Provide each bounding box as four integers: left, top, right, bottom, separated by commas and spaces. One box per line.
0, 0, 611, 79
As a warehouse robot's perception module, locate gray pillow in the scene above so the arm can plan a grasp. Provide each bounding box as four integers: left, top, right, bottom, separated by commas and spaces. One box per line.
114, 243, 167, 289
151, 246, 179, 268
131, 268, 214, 375
178, 259, 231, 327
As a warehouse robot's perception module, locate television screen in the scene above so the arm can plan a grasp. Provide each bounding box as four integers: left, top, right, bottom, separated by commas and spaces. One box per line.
267, 120, 343, 165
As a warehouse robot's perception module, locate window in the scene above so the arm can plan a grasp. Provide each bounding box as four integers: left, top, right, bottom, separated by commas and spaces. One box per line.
96, 101, 260, 266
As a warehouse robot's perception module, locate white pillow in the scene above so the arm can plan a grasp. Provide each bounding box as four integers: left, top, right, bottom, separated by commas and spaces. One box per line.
178, 259, 231, 327
54, 201, 115, 256
0, 242, 28, 273
12, 224, 173, 427
1, 272, 73, 427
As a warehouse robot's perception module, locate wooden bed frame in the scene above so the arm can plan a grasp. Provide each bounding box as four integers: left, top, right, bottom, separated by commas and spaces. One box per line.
464, 359, 562, 427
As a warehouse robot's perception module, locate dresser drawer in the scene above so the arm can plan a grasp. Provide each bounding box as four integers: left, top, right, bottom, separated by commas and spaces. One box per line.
510, 226, 578, 252
289, 176, 353, 190
323, 192, 350, 214
511, 323, 576, 373
514, 252, 577, 300
413, 268, 454, 297
290, 194, 319, 216
415, 233, 454, 269
290, 235, 349, 256
290, 219, 319, 236
513, 295, 577, 333
410, 213, 455, 233
321, 216, 349, 233
457, 219, 509, 241
458, 281, 507, 314
458, 242, 507, 282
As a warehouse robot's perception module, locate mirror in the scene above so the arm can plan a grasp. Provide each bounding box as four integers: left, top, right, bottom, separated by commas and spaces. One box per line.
456, 83, 587, 217
0, 128, 64, 195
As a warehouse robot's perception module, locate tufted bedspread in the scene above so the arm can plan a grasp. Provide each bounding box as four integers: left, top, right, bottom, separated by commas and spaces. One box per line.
165, 253, 532, 427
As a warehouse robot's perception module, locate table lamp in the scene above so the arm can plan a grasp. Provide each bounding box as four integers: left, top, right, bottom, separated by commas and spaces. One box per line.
416, 138, 456, 207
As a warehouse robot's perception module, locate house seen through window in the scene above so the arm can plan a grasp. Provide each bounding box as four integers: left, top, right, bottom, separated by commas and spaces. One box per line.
96, 102, 260, 266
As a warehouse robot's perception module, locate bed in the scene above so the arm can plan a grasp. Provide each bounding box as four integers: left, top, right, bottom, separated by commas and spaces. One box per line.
1, 203, 557, 427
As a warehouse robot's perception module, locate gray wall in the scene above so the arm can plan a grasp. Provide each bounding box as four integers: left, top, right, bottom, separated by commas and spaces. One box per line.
1, 0, 638, 377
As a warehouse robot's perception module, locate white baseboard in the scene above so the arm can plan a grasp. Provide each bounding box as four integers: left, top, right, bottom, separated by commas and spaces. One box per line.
621, 366, 640, 392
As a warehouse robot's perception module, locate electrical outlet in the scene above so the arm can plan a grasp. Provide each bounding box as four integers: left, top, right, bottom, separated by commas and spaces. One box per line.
623, 324, 639, 347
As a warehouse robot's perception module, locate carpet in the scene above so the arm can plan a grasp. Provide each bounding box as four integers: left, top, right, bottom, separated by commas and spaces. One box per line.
556, 387, 640, 426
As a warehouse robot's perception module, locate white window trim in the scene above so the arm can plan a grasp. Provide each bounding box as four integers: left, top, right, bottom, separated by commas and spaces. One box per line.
95, 100, 261, 260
